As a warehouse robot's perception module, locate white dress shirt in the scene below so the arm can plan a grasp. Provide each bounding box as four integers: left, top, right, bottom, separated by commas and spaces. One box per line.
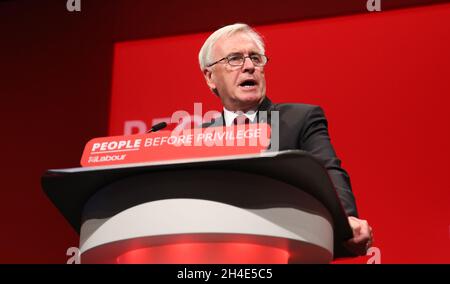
223, 107, 257, 126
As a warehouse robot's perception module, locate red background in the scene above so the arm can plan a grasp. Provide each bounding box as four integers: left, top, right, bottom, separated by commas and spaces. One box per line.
110, 6, 450, 263
0, 0, 449, 263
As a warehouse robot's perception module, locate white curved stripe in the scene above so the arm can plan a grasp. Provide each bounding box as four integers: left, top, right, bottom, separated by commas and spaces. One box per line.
80, 198, 333, 254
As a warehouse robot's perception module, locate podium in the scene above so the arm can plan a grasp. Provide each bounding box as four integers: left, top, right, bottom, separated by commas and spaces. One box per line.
42, 150, 353, 263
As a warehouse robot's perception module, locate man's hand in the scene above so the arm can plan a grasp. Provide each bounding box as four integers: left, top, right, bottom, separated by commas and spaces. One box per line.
345, 216, 373, 256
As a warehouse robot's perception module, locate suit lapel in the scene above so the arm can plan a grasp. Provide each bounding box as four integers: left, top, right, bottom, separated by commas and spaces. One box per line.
256, 96, 274, 125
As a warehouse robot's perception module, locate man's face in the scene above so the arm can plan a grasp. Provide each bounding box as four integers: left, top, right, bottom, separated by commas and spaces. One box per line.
204, 32, 266, 112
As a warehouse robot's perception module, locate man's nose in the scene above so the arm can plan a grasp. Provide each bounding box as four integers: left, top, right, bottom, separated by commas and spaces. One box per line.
242, 57, 255, 73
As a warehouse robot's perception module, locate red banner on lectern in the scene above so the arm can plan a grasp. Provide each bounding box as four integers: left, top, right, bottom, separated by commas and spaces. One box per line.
80, 124, 271, 167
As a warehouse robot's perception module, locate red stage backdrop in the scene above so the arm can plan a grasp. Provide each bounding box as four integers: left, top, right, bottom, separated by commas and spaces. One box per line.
109, 4, 450, 263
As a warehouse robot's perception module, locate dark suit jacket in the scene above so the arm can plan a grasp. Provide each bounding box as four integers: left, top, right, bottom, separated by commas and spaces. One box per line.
203, 96, 358, 217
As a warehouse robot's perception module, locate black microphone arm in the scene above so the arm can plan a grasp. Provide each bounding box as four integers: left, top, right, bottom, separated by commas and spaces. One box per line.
146, 122, 168, 133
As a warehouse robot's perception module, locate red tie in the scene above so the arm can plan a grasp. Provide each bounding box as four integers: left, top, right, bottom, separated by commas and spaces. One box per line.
233, 115, 250, 125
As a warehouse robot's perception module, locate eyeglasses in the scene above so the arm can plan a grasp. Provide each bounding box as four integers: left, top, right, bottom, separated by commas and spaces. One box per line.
207, 53, 269, 68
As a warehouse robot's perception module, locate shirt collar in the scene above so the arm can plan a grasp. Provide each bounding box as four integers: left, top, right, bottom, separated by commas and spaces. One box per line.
223, 107, 257, 126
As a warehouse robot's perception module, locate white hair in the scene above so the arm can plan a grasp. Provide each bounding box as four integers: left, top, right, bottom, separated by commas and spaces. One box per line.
198, 23, 265, 71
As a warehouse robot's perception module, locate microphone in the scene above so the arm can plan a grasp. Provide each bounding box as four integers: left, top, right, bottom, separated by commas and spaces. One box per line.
146, 122, 168, 133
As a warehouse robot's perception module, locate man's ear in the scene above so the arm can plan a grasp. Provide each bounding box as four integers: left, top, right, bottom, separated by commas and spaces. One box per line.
203, 68, 216, 91
203, 69, 220, 96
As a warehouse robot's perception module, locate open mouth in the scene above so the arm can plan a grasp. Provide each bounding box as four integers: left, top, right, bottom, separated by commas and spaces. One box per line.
238, 79, 258, 89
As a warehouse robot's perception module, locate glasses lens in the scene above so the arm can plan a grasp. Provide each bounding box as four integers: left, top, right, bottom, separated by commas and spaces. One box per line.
250, 54, 264, 66
228, 54, 244, 66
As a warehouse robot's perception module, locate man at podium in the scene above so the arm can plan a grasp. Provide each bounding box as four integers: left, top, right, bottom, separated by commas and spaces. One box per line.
198, 23, 373, 256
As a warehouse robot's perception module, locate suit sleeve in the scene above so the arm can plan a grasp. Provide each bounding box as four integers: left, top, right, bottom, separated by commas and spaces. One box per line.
299, 106, 359, 217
